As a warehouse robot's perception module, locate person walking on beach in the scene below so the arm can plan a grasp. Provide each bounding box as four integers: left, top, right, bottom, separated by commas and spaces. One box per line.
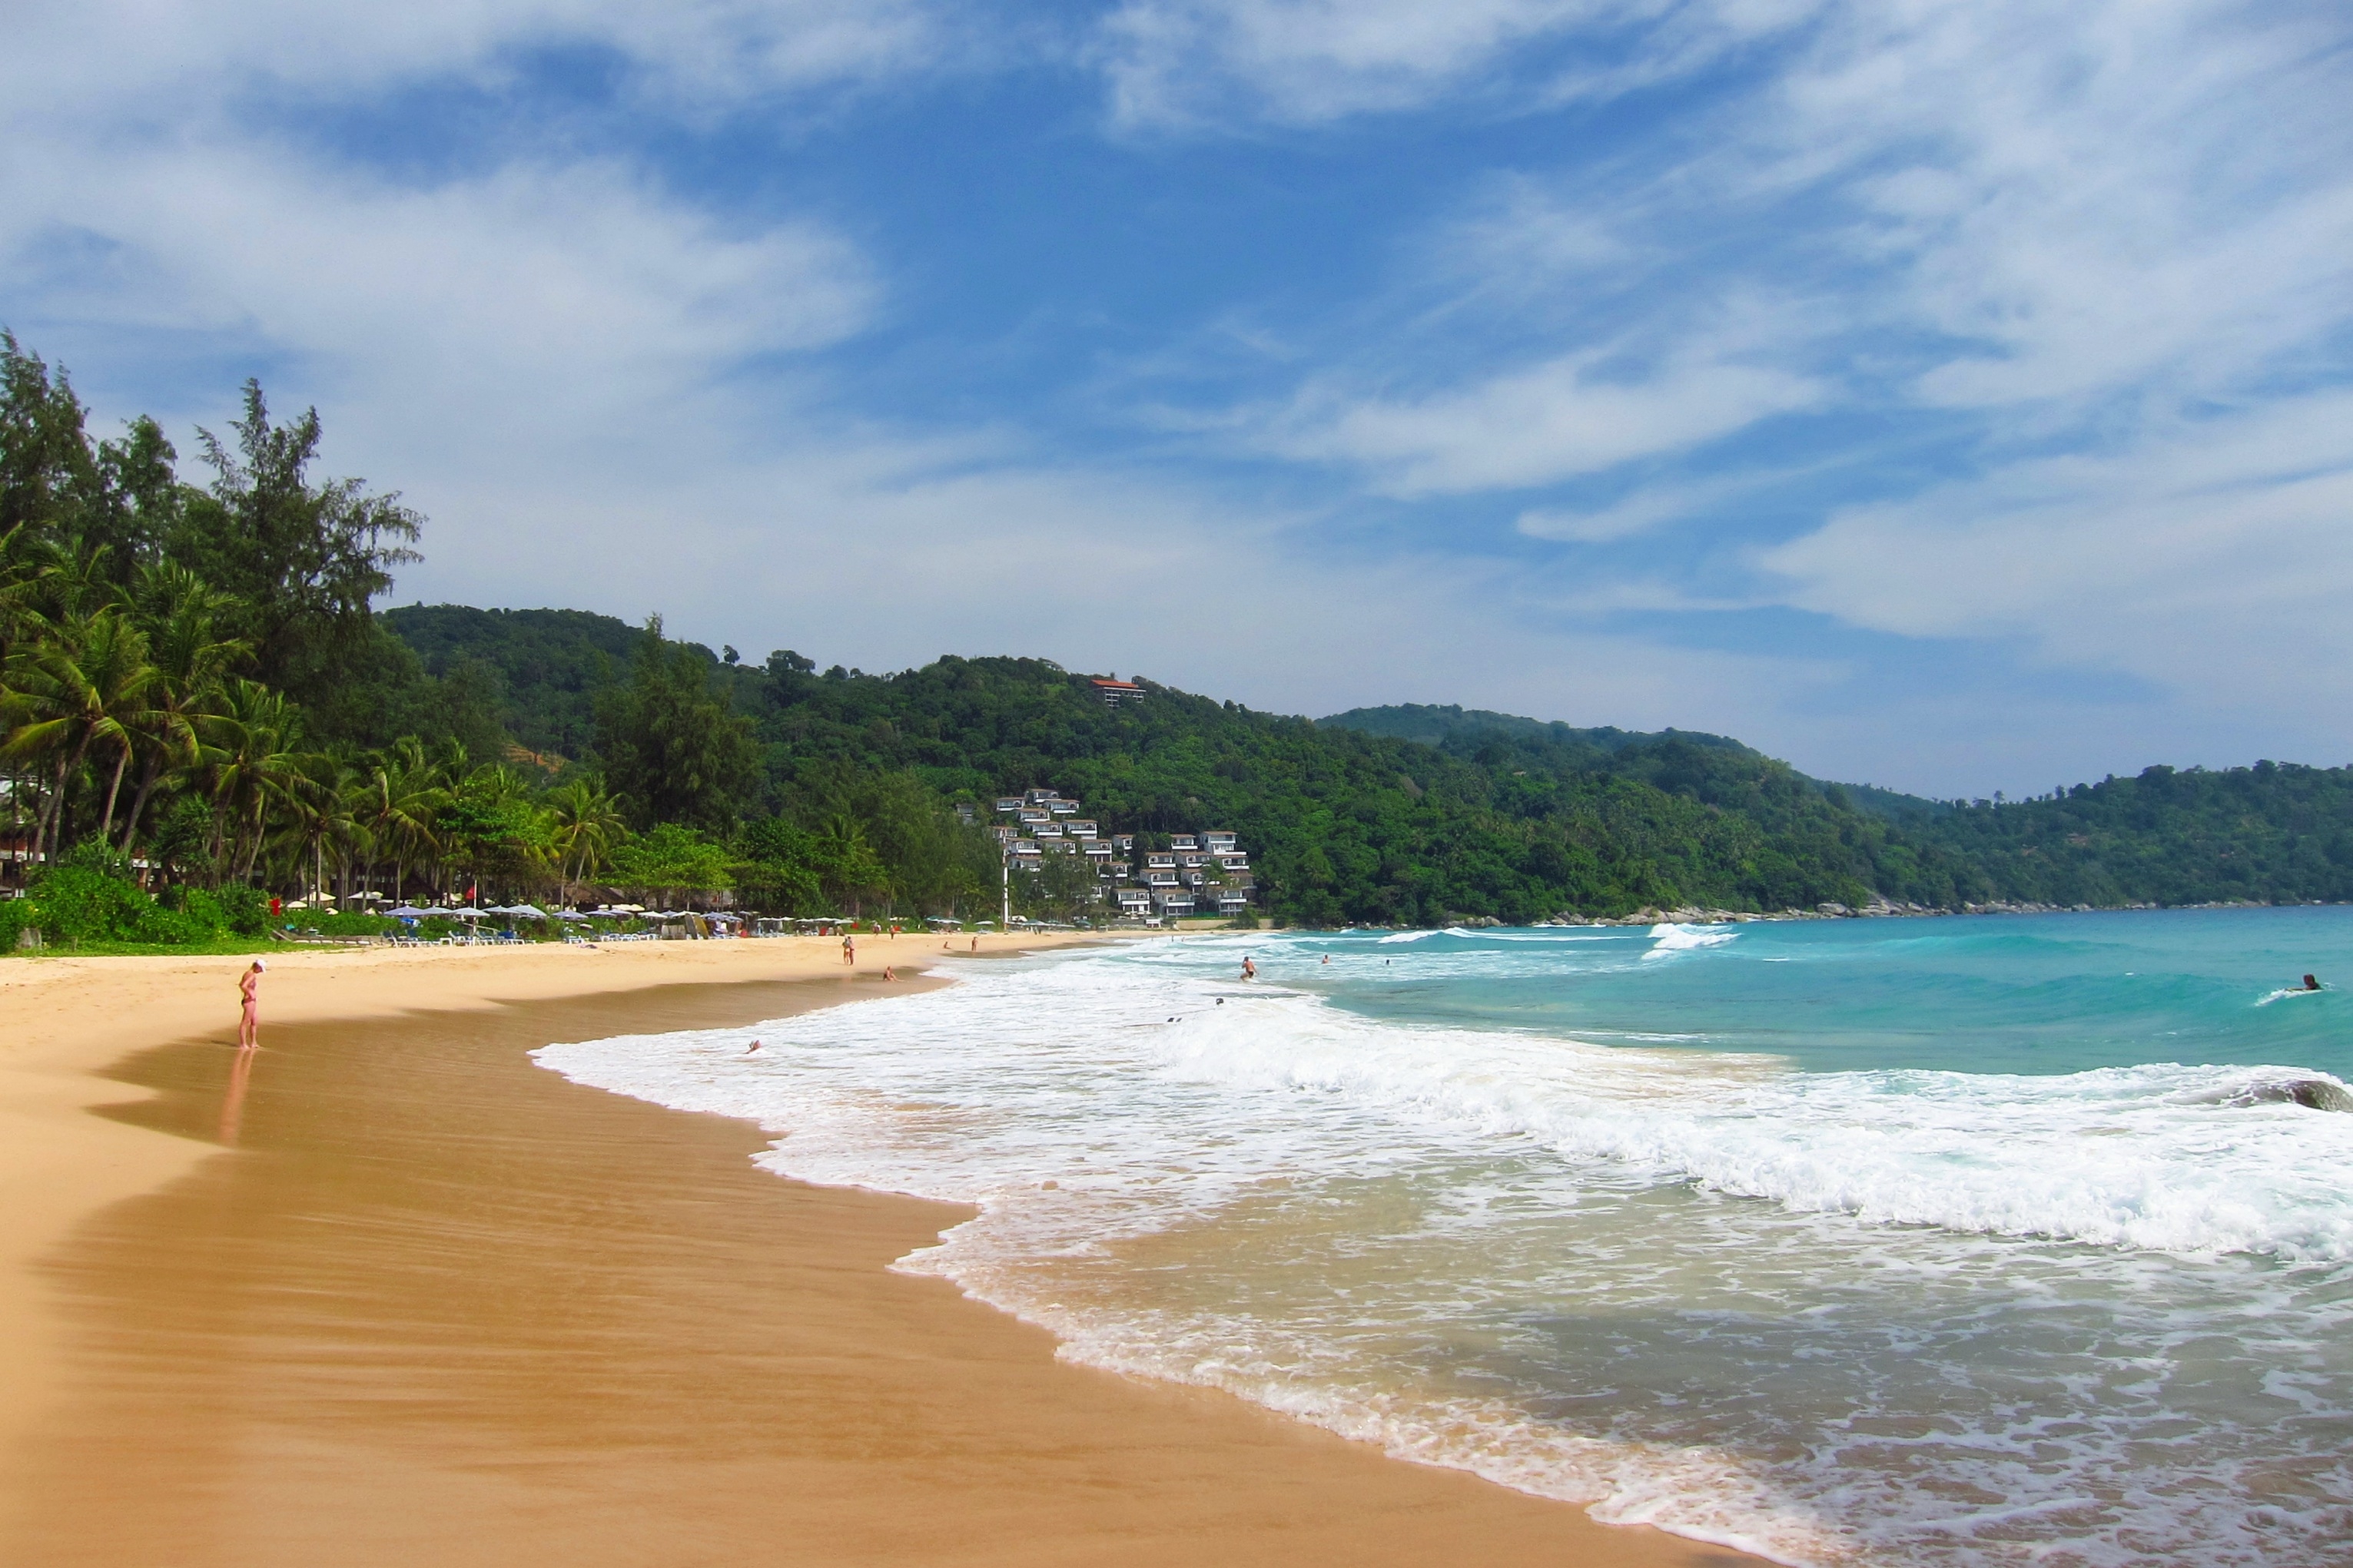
841, 931, 856, 967
237, 960, 265, 1050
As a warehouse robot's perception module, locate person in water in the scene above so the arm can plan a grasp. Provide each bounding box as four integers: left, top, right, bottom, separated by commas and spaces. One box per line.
1240, 956, 1256, 980
2306, 974, 2324, 991
236, 960, 265, 1049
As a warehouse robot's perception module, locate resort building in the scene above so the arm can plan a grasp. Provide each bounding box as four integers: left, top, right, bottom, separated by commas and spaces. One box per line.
1090, 678, 1143, 708
988, 787, 1257, 922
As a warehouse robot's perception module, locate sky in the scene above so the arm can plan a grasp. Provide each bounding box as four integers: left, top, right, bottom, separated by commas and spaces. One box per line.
2, 0, 2348, 797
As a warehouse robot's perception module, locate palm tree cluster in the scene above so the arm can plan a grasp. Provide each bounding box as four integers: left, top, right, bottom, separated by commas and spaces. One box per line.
0, 335, 636, 908
0, 539, 629, 900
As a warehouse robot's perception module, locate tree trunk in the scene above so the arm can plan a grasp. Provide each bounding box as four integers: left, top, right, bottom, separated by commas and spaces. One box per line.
117, 751, 164, 854
97, 743, 131, 843
32, 754, 69, 864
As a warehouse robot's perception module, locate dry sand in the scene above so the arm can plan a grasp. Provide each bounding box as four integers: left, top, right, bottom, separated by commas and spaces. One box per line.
0, 936, 1767, 1566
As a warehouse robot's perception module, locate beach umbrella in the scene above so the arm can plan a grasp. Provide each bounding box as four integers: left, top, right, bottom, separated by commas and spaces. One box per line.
507, 903, 549, 920
387, 905, 436, 919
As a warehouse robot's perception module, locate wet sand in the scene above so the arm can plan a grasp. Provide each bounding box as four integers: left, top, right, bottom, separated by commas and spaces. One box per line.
1, 951, 1766, 1566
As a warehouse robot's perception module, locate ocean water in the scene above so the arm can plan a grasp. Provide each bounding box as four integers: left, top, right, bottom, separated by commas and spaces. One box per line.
535, 910, 2353, 1566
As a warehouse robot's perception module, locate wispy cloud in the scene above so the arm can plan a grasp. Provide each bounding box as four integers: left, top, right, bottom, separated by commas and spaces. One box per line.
1268, 350, 1819, 495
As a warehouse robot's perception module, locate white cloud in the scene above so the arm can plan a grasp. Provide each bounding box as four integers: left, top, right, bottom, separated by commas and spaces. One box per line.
1098, 0, 1608, 127
1518, 469, 1787, 541
1759, 390, 2353, 721
1, 0, 951, 122
1094, 0, 1817, 129
1273, 350, 1818, 495
1773, 2, 2353, 413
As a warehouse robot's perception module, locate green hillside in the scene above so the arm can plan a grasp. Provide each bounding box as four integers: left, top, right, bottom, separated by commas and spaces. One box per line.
380, 609, 1986, 921
1322, 704, 1947, 823
383, 604, 655, 762
1319, 704, 1754, 757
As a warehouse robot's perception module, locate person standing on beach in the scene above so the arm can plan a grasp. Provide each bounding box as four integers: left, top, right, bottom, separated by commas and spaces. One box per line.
841, 931, 856, 967
237, 961, 265, 1049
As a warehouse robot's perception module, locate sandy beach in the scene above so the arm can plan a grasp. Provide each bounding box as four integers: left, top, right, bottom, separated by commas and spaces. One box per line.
0, 935, 1764, 1566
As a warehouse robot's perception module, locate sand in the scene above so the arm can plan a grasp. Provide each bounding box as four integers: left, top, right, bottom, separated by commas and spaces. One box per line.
0, 936, 1767, 1566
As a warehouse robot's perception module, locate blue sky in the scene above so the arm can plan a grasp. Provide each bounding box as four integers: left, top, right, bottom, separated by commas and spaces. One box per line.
4, 1, 2349, 795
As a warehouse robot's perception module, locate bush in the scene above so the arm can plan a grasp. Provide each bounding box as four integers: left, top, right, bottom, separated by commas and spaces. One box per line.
283, 908, 394, 937
134, 901, 217, 945
214, 883, 269, 936
28, 864, 154, 945
0, 897, 35, 950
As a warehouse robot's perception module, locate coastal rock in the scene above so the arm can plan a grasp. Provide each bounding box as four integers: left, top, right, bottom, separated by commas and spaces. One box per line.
2221, 1078, 2353, 1113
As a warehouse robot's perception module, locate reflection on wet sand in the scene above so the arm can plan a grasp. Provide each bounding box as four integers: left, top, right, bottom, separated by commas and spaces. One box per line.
216, 1046, 255, 1147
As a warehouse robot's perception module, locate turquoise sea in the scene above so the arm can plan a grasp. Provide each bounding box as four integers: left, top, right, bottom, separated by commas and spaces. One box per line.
539, 908, 2353, 1566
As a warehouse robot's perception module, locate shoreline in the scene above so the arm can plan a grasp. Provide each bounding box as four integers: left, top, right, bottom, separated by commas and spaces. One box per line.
1, 938, 1765, 1566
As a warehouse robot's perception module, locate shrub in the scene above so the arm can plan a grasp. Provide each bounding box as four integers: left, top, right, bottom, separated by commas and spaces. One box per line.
134, 901, 217, 946
28, 864, 154, 945
284, 908, 394, 937
214, 883, 269, 936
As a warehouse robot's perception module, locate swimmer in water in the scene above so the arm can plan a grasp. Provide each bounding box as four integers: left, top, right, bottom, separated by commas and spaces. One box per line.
745, 1039, 762, 1054
1240, 956, 1256, 980
2306, 974, 2324, 990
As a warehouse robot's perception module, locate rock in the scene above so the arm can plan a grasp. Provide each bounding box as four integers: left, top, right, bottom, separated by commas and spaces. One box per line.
2225, 1078, 2353, 1113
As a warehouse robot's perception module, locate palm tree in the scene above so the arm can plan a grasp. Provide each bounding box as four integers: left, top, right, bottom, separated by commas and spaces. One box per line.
349, 741, 444, 901
1, 607, 159, 858
274, 749, 357, 904
114, 562, 248, 854
545, 777, 626, 905
201, 679, 310, 883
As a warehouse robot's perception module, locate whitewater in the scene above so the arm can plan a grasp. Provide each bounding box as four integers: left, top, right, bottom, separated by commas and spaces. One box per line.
536, 910, 2353, 1566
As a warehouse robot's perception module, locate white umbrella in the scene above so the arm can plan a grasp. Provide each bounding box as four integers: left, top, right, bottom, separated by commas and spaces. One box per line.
507, 903, 549, 920
387, 905, 436, 919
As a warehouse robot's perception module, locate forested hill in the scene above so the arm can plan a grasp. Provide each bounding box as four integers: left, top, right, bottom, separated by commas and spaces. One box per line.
1321, 704, 1947, 824
386, 608, 2353, 921
1319, 702, 2353, 908
1903, 764, 2353, 908
1319, 704, 1754, 757
381, 605, 1976, 921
